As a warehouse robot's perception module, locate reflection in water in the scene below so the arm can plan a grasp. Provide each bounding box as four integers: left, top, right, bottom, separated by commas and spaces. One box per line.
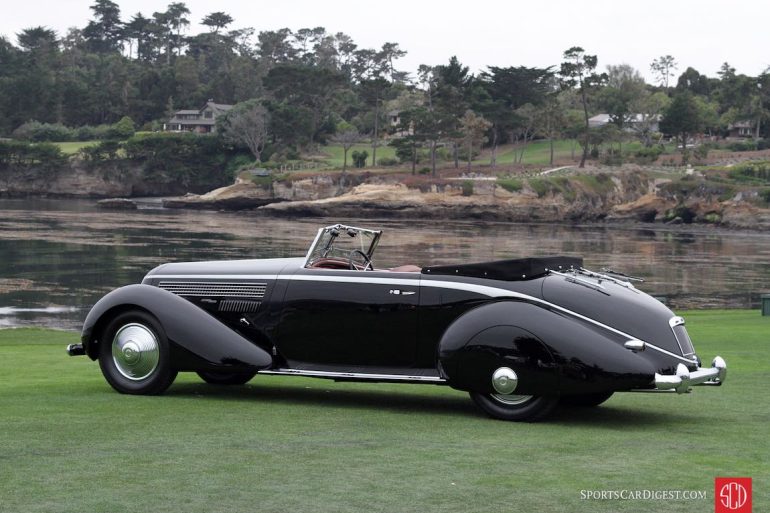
1, 198, 768, 329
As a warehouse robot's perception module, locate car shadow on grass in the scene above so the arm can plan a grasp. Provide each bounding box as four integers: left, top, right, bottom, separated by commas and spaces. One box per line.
168, 381, 480, 417
166, 381, 696, 426
550, 403, 696, 428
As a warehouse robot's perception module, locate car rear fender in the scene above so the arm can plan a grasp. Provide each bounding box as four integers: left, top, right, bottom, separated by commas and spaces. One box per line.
81, 284, 273, 369
438, 300, 656, 395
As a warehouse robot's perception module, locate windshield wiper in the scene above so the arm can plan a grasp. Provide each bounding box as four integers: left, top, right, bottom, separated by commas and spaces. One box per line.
549, 269, 610, 295
321, 228, 340, 258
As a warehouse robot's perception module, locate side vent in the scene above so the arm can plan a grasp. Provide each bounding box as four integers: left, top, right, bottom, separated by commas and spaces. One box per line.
218, 300, 261, 313
158, 281, 267, 299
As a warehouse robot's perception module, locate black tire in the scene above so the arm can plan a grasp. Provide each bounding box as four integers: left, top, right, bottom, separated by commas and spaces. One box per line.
560, 391, 614, 407
98, 310, 177, 395
470, 392, 559, 422
196, 370, 256, 385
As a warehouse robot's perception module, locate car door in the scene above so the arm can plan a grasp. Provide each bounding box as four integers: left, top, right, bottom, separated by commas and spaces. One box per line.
276, 268, 420, 368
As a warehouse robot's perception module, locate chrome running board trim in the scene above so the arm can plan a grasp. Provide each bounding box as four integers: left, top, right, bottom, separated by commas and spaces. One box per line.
259, 368, 447, 383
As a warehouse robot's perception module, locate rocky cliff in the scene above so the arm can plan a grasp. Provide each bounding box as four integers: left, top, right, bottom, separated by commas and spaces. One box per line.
171, 169, 770, 229
0, 159, 223, 198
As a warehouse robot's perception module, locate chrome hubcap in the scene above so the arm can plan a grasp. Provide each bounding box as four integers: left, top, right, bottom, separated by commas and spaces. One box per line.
112, 323, 159, 381
492, 367, 518, 394
491, 394, 533, 406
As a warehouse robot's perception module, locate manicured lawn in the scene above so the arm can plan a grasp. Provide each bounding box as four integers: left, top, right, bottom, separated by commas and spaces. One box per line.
480, 139, 580, 166
321, 143, 398, 168
0, 310, 767, 512
53, 141, 100, 155
472, 140, 681, 168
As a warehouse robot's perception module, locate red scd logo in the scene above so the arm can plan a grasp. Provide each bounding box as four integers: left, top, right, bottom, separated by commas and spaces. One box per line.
715, 477, 752, 513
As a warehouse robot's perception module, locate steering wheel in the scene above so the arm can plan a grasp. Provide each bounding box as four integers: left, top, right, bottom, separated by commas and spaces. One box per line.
348, 249, 373, 271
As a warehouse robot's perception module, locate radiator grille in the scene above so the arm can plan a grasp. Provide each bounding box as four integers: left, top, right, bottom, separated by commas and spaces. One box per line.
218, 300, 262, 313
158, 281, 266, 299
672, 324, 695, 357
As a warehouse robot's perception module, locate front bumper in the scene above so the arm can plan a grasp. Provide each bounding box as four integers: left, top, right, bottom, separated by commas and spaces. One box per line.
649, 356, 727, 394
66, 343, 85, 356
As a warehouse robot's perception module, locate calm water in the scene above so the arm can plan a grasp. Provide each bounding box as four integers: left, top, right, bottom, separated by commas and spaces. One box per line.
1, 198, 769, 330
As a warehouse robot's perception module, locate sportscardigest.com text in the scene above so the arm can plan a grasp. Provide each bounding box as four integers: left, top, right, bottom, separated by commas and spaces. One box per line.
580, 490, 708, 501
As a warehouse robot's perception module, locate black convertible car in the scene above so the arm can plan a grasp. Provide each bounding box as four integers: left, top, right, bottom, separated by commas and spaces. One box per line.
68, 223, 727, 421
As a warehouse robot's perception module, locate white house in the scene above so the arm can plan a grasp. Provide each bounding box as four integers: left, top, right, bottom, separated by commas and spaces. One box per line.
164, 100, 233, 134
588, 113, 660, 133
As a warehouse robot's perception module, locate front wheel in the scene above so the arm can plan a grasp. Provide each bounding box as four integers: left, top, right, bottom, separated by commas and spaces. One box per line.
470, 392, 559, 422
196, 370, 256, 385
98, 310, 177, 395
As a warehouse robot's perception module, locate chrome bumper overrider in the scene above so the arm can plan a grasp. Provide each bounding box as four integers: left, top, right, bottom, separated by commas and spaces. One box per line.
66, 343, 85, 356
643, 356, 727, 394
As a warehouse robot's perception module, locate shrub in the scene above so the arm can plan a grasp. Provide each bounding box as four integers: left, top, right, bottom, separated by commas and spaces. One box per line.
377, 157, 398, 166
79, 140, 121, 162
529, 178, 553, 198
461, 180, 474, 196
104, 116, 136, 140
286, 147, 301, 160
529, 176, 576, 201
76, 126, 98, 141
728, 162, 770, 184
226, 153, 258, 175
351, 150, 368, 168
496, 177, 523, 193
435, 147, 452, 161
726, 140, 757, 152
692, 143, 712, 161
12, 121, 75, 142
0, 140, 66, 168
632, 145, 664, 164
576, 173, 615, 194
418, 167, 431, 175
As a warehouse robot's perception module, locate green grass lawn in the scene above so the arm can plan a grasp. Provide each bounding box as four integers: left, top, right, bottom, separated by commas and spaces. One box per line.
52, 140, 100, 155
480, 139, 580, 166
0, 311, 767, 512
321, 143, 398, 168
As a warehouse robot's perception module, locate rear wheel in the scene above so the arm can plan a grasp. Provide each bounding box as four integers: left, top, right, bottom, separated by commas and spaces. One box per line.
560, 391, 614, 407
470, 392, 558, 422
196, 370, 256, 385
98, 310, 177, 395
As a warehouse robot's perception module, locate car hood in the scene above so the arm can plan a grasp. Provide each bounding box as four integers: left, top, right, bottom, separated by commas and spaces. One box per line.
143, 257, 305, 280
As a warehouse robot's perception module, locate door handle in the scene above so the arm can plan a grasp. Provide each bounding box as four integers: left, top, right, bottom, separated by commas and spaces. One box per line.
389, 289, 416, 296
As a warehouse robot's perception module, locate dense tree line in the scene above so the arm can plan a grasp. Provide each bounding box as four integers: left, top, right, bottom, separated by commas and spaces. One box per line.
2, 0, 770, 170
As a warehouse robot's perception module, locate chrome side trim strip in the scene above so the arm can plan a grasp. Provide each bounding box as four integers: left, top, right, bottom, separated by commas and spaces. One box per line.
152, 274, 420, 283
149, 273, 698, 364
259, 368, 446, 383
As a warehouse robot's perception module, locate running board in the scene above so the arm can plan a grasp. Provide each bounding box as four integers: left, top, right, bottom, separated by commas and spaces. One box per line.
259, 368, 447, 384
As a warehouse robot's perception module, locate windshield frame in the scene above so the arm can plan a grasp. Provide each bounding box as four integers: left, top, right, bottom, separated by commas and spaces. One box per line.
304, 224, 382, 269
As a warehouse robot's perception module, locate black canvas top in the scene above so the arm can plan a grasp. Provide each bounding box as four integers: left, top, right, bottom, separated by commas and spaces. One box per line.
422, 256, 583, 281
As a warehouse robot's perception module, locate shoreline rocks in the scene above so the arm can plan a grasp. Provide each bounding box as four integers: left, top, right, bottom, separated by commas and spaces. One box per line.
96, 198, 137, 210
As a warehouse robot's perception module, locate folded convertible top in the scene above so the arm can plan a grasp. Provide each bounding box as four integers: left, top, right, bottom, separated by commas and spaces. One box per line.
422, 256, 583, 281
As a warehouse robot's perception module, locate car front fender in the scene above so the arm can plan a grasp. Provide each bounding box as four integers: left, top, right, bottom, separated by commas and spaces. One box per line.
81, 284, 273, 369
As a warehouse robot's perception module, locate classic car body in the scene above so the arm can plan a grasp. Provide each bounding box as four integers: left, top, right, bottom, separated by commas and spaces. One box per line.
68, 224, 727, 421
